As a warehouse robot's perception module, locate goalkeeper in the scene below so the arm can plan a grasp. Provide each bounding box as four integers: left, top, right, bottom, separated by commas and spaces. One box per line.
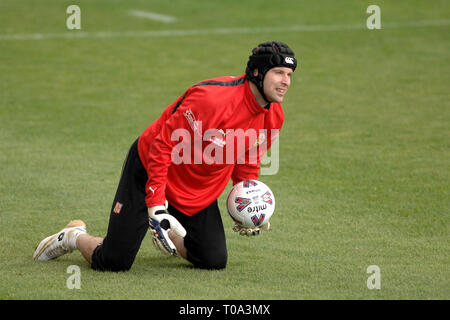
33, 41, 297, 271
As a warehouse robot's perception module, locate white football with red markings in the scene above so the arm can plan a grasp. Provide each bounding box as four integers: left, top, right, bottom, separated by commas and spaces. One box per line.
227, 180, 275, 228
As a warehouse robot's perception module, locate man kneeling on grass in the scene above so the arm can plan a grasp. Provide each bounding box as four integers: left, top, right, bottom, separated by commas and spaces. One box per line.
33, 41, 297, 271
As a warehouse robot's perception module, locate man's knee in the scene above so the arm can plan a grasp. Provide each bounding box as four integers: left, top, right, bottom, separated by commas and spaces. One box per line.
91, 245, 135, 272
190, 248, 228, 270
105, 256, 134, 272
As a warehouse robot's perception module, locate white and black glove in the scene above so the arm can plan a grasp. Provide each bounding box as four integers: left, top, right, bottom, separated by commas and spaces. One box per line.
148, 203, 186, 256
232, 222, 271, 236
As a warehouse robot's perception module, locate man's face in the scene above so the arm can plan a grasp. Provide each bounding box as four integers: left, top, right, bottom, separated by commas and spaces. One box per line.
263, 67, 293, 103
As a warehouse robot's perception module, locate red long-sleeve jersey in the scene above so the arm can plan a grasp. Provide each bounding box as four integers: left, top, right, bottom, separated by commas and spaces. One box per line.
137, 74, 284, 216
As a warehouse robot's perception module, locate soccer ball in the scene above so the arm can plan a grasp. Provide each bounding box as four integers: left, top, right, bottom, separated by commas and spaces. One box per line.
227, 180, 275, 228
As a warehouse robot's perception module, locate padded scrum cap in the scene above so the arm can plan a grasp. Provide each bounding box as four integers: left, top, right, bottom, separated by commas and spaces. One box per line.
245, 41, 297, 103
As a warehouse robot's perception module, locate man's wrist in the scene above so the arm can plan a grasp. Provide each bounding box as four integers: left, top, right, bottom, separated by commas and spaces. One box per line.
148, 205, 166, 216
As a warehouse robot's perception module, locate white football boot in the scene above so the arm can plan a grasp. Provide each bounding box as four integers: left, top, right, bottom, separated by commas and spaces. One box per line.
33, 220, 87, 261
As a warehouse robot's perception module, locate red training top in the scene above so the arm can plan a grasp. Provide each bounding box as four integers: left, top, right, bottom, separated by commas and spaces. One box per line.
137, 74, 284, 216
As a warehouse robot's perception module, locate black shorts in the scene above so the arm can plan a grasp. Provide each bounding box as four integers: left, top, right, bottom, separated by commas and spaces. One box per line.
91, 138, 227, 271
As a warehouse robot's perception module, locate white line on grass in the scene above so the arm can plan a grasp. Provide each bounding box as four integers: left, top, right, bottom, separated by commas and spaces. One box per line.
0, 19, 449, 41
128, 10, 177, 23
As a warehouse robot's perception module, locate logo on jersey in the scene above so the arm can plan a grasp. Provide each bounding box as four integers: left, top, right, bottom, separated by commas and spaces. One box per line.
184, 109, 201, 135
208, 129, 227, 147
148, 186, 157, 195
254, 132, 266, 146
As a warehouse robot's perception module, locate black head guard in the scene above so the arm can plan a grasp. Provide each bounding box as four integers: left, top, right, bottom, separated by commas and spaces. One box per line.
245, 41, 297, 103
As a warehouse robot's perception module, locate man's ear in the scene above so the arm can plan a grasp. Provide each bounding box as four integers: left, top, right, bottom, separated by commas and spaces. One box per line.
253, 69, 259, 77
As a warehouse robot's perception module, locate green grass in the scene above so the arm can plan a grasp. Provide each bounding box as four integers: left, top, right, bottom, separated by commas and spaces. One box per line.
0, 0, 449, 300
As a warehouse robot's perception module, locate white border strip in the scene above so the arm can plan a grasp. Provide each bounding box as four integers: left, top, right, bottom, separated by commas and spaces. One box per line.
0, 20, 449, 41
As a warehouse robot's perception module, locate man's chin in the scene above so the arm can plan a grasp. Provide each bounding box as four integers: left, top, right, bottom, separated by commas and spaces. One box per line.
268, 96, 284, 104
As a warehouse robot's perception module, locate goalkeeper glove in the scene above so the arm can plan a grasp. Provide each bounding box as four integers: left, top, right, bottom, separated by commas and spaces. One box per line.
232, 222, 271, 236
148, 203, 186, 256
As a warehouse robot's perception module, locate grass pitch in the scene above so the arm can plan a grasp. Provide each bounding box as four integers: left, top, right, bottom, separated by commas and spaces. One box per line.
0, 0, 449, 300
